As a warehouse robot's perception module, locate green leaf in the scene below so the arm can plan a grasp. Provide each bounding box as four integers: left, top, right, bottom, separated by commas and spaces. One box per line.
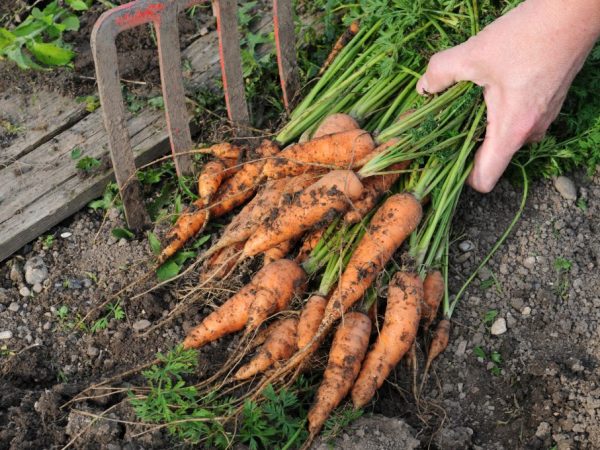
148, 96, 164, 110
112, 227, 134, 240
473, 346, 486, 360
27, 41, 75, 66
483, 309, 498, 325
4, 46, 43, 70
192, 234, 211, 249
147, 231, 161, 255
173, 251, 196, 266
66, 0, 89, 11
157, 260, 180, 281
62, 15, 81, 32
0, 28, 15, 50
70, 147, 82, 159
490, 351, 502, 364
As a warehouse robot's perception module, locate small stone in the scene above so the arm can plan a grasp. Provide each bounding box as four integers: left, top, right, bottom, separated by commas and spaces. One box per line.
522, 306, 531, 316
133, 319, 151, 332
459, 240, 474, 252
199, 26, 209, 36
42, 321, 51, 331
10, 263, 23, 284
19, 286, 31, 297
87, 346, 100, 357
0, 330, 13, 340
499, 264, 509, 275
455, 340, 467, 357
33, 283, 43, 293
8, 302, 19, 312
554, 176, 577, 200
510, 297, 524, 311
24, 256, 48, 285
536, 421, 551, 439
355, 428, 365, 438
118, 238, 127, 246
506, 312, 517, 329
478, 267, 492, 280
456, 252, 471, 263
83, 278, 93, 288
490, 318, 507, 335
60, 231, 72, 238
523, 256, 536, 270
571, 361, 584, 373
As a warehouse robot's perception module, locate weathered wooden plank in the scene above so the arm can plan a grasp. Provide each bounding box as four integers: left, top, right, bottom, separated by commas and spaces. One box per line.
0, 8, 277, 262
273, 0, 300, 112
0, 91, 87, 168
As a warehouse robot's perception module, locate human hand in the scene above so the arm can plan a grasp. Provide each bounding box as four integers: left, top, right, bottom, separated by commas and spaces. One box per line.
416, 0, 600, 192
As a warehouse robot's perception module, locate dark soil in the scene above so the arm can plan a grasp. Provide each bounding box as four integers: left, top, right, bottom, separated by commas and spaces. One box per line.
2, 171, 599, 449
0, 2, 214, 98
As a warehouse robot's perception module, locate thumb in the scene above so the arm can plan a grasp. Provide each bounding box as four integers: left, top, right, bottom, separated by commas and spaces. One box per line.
467, 119, 524, 193
417, 44, 474, 95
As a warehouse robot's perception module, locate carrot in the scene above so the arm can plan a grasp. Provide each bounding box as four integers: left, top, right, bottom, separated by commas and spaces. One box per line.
297, 295, 327, 349
420, 319, 451, 392
262, 129, 375, 179
183, 259, 306, 349
245, 259, 307, 331
233, 317, 298, 380
421, 270, 444, 330
243, 170, 364, 257
158, 140, 279, 264
197, 142, 243, 160
199, 241, 245, 284
312, 113, 359, 139
209, 139, 280, 217
307, 311, 371, 436
198, 160, 226, 203
351, 271, 423, 408
295, 228, 325, 264
262, 240, 294, 266
321, 193, 423, 327
159, 200, 209, 264
318, 20, 360, 76
343, 160, 410, 224
351, 138, 401, 170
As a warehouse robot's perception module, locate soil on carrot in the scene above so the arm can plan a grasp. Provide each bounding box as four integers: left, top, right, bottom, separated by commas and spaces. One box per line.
1, 169, 599, 449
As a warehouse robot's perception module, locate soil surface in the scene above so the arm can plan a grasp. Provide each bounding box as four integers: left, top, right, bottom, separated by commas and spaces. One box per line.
2, 171, 598, 449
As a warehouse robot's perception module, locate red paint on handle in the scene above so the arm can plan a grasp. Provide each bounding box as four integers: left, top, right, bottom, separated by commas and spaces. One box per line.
115, 3, 165, 28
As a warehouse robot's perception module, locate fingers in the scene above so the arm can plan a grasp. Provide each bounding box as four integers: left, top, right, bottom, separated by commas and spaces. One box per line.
416, 44, 475, 95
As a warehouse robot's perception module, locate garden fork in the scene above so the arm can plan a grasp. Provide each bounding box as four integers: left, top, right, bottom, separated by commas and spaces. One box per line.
91, 0, 298, 229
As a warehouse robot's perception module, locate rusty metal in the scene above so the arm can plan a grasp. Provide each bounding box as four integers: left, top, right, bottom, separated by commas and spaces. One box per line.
91, 0, 297, 230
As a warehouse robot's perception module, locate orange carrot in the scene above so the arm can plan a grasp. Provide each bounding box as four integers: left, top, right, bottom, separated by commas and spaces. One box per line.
198, 160, 226, 203
321, 193, 422, 327
262, 240, 294, 266
243, 170, 364, 257
159, 200, 209, 264
297, 295, 327, 349
307, 311, 371, 436
210, 139, 279, 217
351, 271, 423, 408
233, 317, 298, 380
420, 319, 451, 391
312, 113, 359, 139
421, 270, 444, 330
351, 138, 401, 170
343, 159, 410, 224
318, 20, 360, 76
197, 142, 243, 160
183, 259, 306, 349
295, 228, 326, 264
262, 129, 375, 179
245, 259, 307, 331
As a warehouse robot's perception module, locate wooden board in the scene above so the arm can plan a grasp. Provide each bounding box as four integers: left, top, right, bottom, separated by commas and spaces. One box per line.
0, 11, 276, 262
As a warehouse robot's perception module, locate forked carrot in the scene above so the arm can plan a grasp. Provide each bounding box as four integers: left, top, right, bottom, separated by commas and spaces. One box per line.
233, 317, 298, 380
198, 160, 226, 203
307, 311, 371, 436
183, 259, 306, 349
351, 271, 422, 408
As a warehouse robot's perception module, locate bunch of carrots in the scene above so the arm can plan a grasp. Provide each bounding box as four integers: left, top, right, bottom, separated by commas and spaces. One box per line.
133, 0, 494, 443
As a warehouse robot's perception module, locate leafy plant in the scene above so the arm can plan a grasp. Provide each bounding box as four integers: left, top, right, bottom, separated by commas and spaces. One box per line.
91, 301, 125, 333
42, 234, 55, 249
112, 227, 135, 240
76, 156, 101, 172
473, 346, 502, 376
0, 0, 89, 70
554, 257, 572, 272
76, 95, 100, 112
483, 309, 498, 326
57, 305, 69, 321
88, 182, 121, 211
553, 257, 572, 299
